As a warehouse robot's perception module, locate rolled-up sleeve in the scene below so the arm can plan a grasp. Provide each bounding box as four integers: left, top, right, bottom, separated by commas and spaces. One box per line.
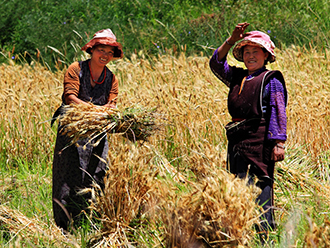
107, 74, 119, 105
63, 62, 80, 100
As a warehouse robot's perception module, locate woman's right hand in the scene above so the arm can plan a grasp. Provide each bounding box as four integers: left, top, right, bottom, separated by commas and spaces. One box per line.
65, 94, 89, 105
215, 22, 250, 62
227, 22, 250, 45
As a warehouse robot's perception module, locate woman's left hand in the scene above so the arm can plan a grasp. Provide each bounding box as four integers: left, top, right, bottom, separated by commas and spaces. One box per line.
271, 143, 285, 162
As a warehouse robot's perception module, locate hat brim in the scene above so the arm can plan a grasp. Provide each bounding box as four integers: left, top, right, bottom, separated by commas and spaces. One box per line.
233, 40, 276, 63
81, 37, 124, 59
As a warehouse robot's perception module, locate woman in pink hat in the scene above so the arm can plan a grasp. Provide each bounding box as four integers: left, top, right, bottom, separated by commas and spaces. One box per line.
209, 22, 287, 239
52, 29, 123, 231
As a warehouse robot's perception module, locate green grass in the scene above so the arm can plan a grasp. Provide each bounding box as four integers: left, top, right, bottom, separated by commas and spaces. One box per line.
2, 0, 330, 69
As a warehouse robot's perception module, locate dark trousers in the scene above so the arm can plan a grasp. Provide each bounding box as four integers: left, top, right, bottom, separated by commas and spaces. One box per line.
229, 152, 276, 233
237, 172, 275, 232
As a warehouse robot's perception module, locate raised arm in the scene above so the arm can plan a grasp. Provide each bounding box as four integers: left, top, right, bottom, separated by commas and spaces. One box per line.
210, 22, 251, 86
216, 22, 250, 61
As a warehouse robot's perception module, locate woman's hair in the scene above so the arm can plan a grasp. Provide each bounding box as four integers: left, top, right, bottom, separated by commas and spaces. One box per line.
262, 48, 270, 65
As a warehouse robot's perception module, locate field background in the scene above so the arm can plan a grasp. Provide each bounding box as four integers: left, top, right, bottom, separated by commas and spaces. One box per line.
1, 0, 330, 247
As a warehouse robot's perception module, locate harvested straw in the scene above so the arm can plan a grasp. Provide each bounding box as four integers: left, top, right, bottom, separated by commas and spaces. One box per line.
0, 205, 78, 247
58, 103, 161, 144
304, 217, 330, 248
85, 141, 261, 247
86, 144, 160, 247
159, 171, 261, 247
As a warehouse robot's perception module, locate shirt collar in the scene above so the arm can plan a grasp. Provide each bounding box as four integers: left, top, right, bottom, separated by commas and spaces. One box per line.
247, 66, 267, 79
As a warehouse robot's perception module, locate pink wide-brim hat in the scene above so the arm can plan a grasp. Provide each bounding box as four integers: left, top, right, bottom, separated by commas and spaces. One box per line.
81, 29, 123, 59
232, 31, 276, 63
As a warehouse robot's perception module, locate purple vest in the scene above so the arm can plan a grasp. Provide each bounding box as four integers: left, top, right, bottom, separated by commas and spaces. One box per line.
228, 70, 284, 119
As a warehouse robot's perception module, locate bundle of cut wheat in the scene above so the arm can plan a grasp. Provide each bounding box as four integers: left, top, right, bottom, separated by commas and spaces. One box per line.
57, 103, 161, 144
85, 144, 160, 247
159, 171, 261, 247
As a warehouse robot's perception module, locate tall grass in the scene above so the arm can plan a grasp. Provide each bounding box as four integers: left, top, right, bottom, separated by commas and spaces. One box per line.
0, 46, 329, 247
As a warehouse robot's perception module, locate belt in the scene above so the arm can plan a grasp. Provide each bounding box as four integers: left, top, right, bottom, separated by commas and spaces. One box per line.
232, 118, 245, 122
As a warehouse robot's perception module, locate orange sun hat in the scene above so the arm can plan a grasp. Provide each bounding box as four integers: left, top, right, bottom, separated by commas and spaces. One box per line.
81, 29, 123, 59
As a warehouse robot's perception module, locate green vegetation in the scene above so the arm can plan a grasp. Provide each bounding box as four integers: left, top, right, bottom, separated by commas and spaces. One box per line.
1, 0, 330, 68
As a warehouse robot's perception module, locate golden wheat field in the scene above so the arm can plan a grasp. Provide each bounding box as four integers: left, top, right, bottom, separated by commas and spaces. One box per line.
0, 46, 330, 247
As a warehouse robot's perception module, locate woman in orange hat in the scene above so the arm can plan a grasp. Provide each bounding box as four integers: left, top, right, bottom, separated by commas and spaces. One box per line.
52, 29, 123, 231
209, 22, 288, 240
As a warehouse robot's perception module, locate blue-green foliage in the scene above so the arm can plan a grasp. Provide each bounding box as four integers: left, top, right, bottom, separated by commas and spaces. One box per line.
1, 0, 330, 68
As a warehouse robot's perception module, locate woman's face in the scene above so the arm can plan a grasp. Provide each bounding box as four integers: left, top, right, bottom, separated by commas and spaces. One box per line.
91, 45, 115, 66
243, 45, 269, 74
